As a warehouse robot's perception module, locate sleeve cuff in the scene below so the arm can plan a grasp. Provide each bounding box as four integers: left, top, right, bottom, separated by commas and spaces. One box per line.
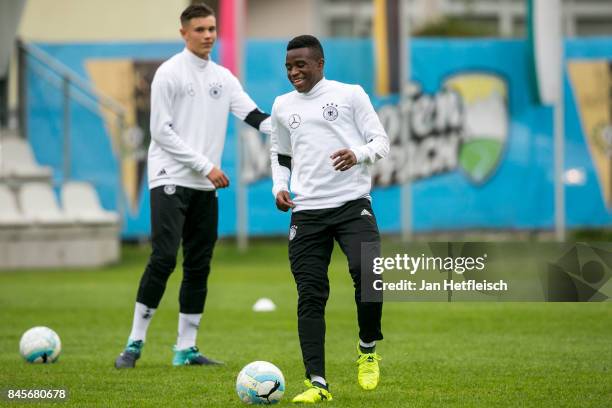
259, 117, 272, 135
272, 184, 289, 198
351, 147, 367, 164
201, 162, 215, 176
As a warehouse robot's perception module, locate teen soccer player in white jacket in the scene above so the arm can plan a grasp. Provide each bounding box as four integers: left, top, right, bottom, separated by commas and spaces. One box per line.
115, 3, 270, 368
270, 35, 389, 403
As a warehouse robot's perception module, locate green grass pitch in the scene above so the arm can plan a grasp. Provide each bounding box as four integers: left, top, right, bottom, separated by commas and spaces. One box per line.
1, 241, 611, 407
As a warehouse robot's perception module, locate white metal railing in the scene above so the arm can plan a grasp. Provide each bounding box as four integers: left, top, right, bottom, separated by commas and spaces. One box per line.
17, 40, 127, 224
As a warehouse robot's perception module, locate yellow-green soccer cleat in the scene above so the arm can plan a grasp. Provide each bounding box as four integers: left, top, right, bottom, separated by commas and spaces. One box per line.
291, 380, 332, 404
356, 345, 382, 390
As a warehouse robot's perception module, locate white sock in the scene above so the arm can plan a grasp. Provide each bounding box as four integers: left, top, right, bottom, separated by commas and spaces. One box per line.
359, 339, 376, 349
128, 302, 156, 342
176, 313, 202, 350
310, 375, 326, 386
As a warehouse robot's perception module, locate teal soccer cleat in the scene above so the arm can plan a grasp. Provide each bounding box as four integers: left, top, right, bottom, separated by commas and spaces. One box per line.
114, 339, 144, 369
172, 346, 224, 366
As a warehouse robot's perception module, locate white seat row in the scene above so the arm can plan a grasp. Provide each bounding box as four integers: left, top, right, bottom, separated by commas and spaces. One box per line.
0, 181, 120, 269
0, 136, 52, 183
0, 131, 120, 269
0, 181, 119, 226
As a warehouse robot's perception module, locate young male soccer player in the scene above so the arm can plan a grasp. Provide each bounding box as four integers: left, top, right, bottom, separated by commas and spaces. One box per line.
115, 3, 270, 368
270, 35, 389, 402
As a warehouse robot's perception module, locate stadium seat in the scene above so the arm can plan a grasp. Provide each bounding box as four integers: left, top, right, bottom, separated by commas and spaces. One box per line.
0, 184, 28, 226
0, 137, 52, 182
18, 182, 73, 225
61, 181, 119, 225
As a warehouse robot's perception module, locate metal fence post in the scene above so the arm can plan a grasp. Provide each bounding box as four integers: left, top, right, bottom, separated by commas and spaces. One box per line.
115, 113, 126, 231
17, 40, 27, 139
62, 76, 71, 183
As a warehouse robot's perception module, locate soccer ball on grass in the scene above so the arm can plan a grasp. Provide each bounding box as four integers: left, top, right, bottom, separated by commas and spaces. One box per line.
19, 326, 61, 363
236, 361, 285, 404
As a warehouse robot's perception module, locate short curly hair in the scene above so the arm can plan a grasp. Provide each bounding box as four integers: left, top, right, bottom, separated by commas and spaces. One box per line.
287, 35, 324, 60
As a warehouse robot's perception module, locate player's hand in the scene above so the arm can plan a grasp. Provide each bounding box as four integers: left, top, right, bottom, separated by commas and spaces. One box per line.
330, 148, 357, 171
275, 190, 295, 212
207, 167, 230, 189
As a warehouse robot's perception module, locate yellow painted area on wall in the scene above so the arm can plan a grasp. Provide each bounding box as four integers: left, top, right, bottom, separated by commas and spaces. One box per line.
445, 74, 507, 105
86, 59, 140, 212
569, 60, 612, 208
18, 0, 188, 42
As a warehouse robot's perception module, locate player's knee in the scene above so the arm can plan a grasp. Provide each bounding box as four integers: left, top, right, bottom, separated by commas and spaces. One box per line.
297, 293, 328, 317
150, 253, 177, 274
298, 304, 325, 319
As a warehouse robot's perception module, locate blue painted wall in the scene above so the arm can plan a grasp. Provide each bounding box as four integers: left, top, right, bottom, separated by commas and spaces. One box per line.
26, 38, 612, 238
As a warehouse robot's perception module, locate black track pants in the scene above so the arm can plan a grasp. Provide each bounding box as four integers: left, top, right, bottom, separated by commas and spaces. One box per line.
288, 198, 383, 378
136, 185, 218, 314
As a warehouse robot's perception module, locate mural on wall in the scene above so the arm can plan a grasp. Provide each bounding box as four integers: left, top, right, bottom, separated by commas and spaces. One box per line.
86, 59, 162, 214
568, 60, 612, 208
373, 72, 509, 185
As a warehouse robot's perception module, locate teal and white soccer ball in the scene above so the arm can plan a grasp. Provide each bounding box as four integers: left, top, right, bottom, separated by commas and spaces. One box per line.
236, 361, 285, 404
19, 326, 61, 363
